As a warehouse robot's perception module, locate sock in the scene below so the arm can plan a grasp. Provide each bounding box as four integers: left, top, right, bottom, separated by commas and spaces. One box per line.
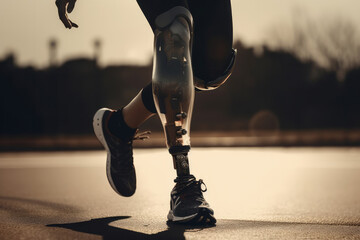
108, 108, 137, 142
141, 83, 157, 113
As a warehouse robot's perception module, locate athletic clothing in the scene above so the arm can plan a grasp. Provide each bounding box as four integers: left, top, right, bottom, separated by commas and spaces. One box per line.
138, 0, 234, 113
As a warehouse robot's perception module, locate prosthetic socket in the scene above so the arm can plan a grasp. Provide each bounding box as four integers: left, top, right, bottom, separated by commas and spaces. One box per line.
152, 7, 194, 176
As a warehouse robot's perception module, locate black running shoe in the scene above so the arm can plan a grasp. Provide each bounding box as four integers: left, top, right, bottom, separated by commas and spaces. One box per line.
93, 108, 137, 197
167, 175, 216, 225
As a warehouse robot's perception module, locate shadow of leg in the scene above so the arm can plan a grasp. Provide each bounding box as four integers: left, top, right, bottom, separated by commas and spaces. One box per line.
48, 216, 188, 240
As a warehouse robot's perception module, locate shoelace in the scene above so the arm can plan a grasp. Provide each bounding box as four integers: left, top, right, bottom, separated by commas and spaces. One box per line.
198, 179, 207, 192
175, 176, 208, 198
113, 130, 151, 172
133, 130, 151, 141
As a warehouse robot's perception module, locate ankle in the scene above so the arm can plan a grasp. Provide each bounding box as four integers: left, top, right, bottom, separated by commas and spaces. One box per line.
122, 106, 139, 129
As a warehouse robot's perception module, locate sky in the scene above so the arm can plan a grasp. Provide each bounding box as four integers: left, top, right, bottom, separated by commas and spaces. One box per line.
1, 0, 360, 68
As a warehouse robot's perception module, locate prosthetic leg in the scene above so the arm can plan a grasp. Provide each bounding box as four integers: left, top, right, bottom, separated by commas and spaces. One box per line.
152, 6, 194, 177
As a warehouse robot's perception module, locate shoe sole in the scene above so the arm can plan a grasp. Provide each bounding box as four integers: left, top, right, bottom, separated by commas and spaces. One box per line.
167, 208, 216, 225
93, 108, 123, 196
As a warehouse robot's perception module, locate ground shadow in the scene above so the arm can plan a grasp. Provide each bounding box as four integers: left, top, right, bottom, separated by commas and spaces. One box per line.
47, 216, 215, 240
0, 195, 80, 222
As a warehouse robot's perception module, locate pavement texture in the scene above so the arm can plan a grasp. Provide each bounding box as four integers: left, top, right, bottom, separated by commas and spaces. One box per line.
0, 148, 360, 239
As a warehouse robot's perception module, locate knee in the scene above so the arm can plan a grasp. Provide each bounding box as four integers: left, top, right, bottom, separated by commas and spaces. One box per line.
193, 48, 237, 91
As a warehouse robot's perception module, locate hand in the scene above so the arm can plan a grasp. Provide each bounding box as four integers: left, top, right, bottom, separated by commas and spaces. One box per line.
55, 0, 79, 29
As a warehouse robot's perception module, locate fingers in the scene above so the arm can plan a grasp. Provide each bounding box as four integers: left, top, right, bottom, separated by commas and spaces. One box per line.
55, 0, 78, 29
67, 0, 76, 13
69, 20, 78, 28
56, 0, 71, 28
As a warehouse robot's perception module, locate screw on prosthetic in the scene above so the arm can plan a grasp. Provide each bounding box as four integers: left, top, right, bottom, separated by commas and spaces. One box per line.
152, 7, 194, 177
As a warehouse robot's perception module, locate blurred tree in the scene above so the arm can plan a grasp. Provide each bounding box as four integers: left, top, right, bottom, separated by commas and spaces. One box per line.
266, 10, 360, 81
93, 38, 102, 64
49, 38, 58, 68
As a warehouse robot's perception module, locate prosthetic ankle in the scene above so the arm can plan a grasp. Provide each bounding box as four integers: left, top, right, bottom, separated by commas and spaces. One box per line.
152, 7, 194, 176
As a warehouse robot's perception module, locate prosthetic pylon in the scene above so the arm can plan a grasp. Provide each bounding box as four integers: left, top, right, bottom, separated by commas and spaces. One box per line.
152, 7, 194, 176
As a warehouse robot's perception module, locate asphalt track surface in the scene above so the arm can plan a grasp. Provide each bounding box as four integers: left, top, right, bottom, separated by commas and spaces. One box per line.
0, 148, 360, 239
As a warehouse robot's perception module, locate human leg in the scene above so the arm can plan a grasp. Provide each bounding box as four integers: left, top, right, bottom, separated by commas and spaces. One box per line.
189, 0, 237, 90
92, 85, 155, 197
152, 6, 194, 176
123, 89, 155, 129
93, 1, 190, 199
136, 1, 216, 224
93, 90, 154, 197
152, 0, 236, 224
